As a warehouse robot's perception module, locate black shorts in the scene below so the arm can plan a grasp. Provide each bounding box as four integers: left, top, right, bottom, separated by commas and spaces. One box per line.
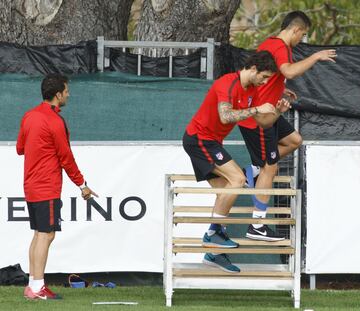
182, 132, 232, 181
27, 199, 63, 232
239, 116, 295, 167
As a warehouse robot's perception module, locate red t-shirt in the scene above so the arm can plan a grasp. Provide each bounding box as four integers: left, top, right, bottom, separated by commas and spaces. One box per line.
186, 72, 256, 143
238, 37, 293, 129
16, 102, 84, 202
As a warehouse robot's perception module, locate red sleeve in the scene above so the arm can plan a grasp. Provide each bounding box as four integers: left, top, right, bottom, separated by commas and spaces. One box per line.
214, 75, 235, 105
51, 121, 84, 187
16, 117, 25, 155
273, 44, 292, 68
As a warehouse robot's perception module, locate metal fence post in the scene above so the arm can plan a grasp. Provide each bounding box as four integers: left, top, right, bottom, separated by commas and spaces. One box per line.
206, 38, 215, 80
97, 36, 105, 72
294, 189, 302, 308
164, 175, 174, 307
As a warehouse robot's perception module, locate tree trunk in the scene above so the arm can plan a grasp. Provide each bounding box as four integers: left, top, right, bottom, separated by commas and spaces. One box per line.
0, 0, 133, 45
135, 0, 240, 55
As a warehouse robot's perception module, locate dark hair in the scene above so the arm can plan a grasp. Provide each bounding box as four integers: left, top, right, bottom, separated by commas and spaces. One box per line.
41, 73, 69, 100
281, 11, 311, 31
244, 51, 277, 73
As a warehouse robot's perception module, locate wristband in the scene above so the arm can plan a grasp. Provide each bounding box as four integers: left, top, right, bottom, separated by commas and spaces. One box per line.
79, 181, 87, 190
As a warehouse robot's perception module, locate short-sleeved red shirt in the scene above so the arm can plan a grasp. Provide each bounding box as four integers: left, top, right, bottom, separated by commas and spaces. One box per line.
238, 37, 293, 129
186, 72, 256, 143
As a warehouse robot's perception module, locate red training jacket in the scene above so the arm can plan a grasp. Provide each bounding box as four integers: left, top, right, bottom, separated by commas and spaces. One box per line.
16, 102, 84, 202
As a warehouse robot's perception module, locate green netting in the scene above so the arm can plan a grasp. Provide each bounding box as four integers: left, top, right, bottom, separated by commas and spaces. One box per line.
1, 72, 244, 142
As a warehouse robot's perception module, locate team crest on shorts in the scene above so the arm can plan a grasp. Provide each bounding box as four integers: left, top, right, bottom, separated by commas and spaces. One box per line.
215, 152, 224, 160
270, 151, 277, 159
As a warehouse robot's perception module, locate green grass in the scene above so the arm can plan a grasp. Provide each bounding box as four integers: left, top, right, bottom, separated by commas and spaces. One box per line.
1, 286, 360, 311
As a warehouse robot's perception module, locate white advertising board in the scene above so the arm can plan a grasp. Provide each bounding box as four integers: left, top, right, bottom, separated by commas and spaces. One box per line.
306, 145, 360, 273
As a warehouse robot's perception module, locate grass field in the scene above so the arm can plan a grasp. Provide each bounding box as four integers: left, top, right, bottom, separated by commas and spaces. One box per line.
1, 286, 360, 311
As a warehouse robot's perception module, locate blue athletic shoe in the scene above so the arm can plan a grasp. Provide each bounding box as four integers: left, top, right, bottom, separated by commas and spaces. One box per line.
202, 229, 239, 248
203, 253, 240, 273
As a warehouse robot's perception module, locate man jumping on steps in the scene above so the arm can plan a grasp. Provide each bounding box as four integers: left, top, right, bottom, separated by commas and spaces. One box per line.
238, 11, 337, 242
183, 51, 290, 273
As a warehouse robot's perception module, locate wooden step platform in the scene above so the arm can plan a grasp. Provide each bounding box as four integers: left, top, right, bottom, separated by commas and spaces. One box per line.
173, 269, 292, 278
173, 187, 297, 196
172, 263, 293, 278
173, 237, 291, 246
170, 174, 293, 184
165, 174, 302, 308
173, 217, 295, 225
173, 206, 291, 214
173, 245, 295, 255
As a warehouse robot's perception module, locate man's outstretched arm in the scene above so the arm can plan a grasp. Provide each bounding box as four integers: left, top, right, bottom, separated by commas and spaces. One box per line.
280, 49, 337, 79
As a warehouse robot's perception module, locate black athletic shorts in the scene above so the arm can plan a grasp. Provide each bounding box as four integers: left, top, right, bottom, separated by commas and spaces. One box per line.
27, 199, 63, 232
182, 131, 232, 181
239, 115, 295, 167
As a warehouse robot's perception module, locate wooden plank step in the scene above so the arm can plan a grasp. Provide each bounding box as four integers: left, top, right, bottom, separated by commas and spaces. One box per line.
173, 206, 291, 214
173, 246, 295, 254
170, 174, 292, 183
173, 217, 295, 225
173, 187, 297, 196
173, 269, 292, 278
173, 237, 291, 246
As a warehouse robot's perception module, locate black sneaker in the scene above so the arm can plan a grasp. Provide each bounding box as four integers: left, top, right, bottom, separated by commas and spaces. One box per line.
246, 224, 285, 241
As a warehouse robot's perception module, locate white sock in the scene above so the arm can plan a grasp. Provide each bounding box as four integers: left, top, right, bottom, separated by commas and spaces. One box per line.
208, 213, 226, 236
31, 279, 44, 293
252, 210, 266, 229
252, 165, 261, 177
213, 213, 227, 218
28, 275, 34, 287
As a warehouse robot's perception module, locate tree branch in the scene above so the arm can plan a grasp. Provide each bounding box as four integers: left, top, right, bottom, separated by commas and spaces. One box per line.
252, 5, 326, 29
322, 3, 339, 44
339, 24, 360, 29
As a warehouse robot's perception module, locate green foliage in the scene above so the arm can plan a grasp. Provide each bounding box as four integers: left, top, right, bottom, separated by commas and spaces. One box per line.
233, 0, 360, 48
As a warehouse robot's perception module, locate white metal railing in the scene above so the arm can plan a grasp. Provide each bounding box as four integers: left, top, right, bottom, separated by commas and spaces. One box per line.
97, 36, 218, 80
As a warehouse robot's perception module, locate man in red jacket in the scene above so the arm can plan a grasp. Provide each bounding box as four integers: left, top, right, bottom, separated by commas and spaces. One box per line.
17, 74, 97, 300
238, 11, 337, 241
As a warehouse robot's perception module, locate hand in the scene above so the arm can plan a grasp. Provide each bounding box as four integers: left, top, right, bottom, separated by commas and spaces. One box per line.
283, 88, 297, 102
256, 103, 276, 114
276, 98, 291, 113
81, 186, 99, 200
314, 49, 337, 63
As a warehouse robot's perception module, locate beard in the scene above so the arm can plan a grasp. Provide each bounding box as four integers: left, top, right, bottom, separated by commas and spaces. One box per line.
59, 100, 67, 107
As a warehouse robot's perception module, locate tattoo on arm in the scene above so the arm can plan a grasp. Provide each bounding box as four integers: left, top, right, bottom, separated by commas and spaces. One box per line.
218, 102, 257, 124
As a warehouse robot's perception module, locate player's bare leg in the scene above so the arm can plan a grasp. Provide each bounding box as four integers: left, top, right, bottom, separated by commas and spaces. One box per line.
202, 160, 244, 273
278, 131, 302, 158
